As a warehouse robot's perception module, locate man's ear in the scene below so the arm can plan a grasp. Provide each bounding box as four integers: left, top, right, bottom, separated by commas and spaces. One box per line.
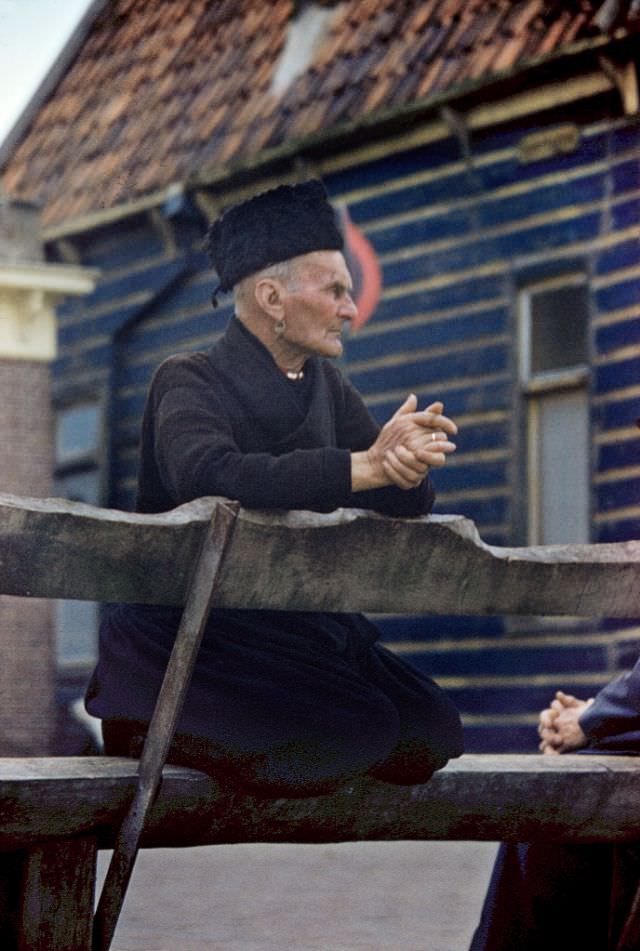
254, 277, 285, 320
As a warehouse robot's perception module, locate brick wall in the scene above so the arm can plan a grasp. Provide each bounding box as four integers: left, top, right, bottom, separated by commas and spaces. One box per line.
0, 358, 55, 755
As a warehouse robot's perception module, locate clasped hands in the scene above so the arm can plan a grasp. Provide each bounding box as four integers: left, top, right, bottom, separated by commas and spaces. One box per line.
538, 690, 593, 754
367, 393, 457, 490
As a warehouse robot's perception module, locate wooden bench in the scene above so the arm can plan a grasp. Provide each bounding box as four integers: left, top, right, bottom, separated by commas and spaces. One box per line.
0, 492, 639, 949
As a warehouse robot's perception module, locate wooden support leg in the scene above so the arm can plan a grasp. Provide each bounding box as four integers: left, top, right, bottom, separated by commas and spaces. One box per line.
93, 500, 239, 951
18, 836, 97, 951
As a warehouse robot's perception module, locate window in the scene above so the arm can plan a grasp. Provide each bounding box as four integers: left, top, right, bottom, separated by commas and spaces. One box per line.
54, 401, 102, 669
519, 276, 590, 546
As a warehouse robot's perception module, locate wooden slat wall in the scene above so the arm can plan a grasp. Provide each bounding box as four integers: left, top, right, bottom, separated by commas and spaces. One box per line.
48, 106, 640, 752
323, 110, 640, 750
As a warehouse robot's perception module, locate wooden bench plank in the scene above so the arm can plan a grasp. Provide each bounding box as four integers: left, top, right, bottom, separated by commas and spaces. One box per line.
0, 493, 638, 616
0, 755, 639, 849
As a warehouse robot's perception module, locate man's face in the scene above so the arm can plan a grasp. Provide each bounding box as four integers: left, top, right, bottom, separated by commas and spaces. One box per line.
280, 251, 358, 360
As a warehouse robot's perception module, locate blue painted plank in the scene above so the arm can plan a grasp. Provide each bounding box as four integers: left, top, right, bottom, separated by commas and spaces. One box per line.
613, 158, 640, 195
127, 275, 216, 323
476, 172, 604, 229
443, 682, 606, 716
598, 395, 640, 431
598, 437, 640, 471
116, 359, 158, 389
377, 615, 505, 641
382, 240, 499, 287
463, 724, 539, 753
596, 518, 640, 543
596, 278, 640, 315
455, 420, 509, 453
76, 219, 164, 270
85, 256, 190, 310
596, 318, 640, 353
121, 310, 226, 358
477, 130, 609, 191
366, 207, 473, 255
379, 211, 600, 292
58, 305, 143, 347
597, 477, 640, 511
596, 238, 640, 275
401, 643, 606, 677
372, 273, 505, 324
613, 197, 640, 231
349, 343, 509, 395
326, 137, 460, 197
347, 169, 477, 224
596, 355, 640, 393
345, 306, 507, 363
367, 380, 512, 426
432, 494, 509, 525
431, 461, 507, 494
493, 212, 601, 257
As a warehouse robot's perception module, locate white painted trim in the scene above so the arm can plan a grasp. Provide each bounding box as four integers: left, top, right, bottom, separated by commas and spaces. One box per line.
0, 262, 99, 295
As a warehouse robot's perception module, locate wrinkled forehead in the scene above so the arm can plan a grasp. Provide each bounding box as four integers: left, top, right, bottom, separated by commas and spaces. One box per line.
292, 249, 352, 285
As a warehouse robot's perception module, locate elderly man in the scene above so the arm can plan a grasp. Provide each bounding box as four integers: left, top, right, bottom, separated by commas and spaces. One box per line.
86, 180, 463, 796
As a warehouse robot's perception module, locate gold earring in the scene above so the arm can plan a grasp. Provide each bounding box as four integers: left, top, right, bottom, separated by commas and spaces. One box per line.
275, 320, 286, 336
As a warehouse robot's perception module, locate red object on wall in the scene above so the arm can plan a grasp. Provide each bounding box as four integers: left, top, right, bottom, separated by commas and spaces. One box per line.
340, 207, 382, 331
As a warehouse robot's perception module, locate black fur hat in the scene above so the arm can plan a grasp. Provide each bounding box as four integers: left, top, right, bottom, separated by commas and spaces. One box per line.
205, 180, 343, 305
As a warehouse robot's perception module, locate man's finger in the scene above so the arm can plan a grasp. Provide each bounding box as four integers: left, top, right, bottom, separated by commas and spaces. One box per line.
394, 444, 429, 474
392, 393, 418, 419
382, 451, 424, 489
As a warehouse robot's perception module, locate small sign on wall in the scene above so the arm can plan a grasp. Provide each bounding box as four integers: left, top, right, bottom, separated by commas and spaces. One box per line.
517, 124, 580, 164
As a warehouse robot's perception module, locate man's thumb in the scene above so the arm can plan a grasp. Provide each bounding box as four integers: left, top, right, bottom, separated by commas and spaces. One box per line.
393, 393, 417, 417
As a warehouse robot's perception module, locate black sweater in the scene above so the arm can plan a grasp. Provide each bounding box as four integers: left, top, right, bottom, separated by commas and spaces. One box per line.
136, 316, 434, 517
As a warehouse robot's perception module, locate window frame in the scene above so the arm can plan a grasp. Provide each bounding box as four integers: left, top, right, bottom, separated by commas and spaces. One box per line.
518, 273, 592, 547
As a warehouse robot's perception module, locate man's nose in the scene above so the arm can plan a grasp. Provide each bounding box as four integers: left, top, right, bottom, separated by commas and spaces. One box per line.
340, 295, 358, 322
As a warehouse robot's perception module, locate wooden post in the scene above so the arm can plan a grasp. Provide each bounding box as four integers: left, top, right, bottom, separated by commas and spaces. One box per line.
12, 836, 97, 951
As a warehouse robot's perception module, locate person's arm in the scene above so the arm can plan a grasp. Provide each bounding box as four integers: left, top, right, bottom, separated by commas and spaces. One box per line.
578, 659, 640, 750
539, 660, 640, 754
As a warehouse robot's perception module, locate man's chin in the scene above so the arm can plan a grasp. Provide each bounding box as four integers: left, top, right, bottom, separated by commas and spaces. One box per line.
324, 338, 344, 358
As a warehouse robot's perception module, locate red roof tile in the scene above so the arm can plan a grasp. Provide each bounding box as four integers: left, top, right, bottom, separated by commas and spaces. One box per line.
2, 0, 638, 229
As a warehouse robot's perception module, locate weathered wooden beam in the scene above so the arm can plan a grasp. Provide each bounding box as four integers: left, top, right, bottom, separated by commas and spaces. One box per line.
0, 493, 638, 616
17, 836, 97, 951
0, 755, 639, 849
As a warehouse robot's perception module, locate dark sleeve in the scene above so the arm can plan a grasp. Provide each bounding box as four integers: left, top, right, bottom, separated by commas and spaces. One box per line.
151, 361, 353, 512
332, 371, 435, 518
579, 657, 640, 751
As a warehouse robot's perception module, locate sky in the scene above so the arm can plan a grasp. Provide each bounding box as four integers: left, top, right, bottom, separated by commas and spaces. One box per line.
0, 0, 95, 147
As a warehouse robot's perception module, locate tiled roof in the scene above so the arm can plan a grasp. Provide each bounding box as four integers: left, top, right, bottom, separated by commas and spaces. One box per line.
2, 0, 638, 229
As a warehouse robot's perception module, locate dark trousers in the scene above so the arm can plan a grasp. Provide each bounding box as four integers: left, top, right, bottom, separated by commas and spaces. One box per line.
470, 840, 640, 950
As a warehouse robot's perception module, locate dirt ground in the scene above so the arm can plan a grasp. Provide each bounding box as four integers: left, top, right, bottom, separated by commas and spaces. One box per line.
100, 840, 498, 951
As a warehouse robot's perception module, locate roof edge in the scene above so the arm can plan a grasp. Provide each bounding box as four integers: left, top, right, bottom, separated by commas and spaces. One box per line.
42, 28, 634, 242
193, 32, 625, 189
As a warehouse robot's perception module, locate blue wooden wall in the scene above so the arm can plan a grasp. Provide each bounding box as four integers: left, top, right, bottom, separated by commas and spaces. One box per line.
50, 107, 640, 752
